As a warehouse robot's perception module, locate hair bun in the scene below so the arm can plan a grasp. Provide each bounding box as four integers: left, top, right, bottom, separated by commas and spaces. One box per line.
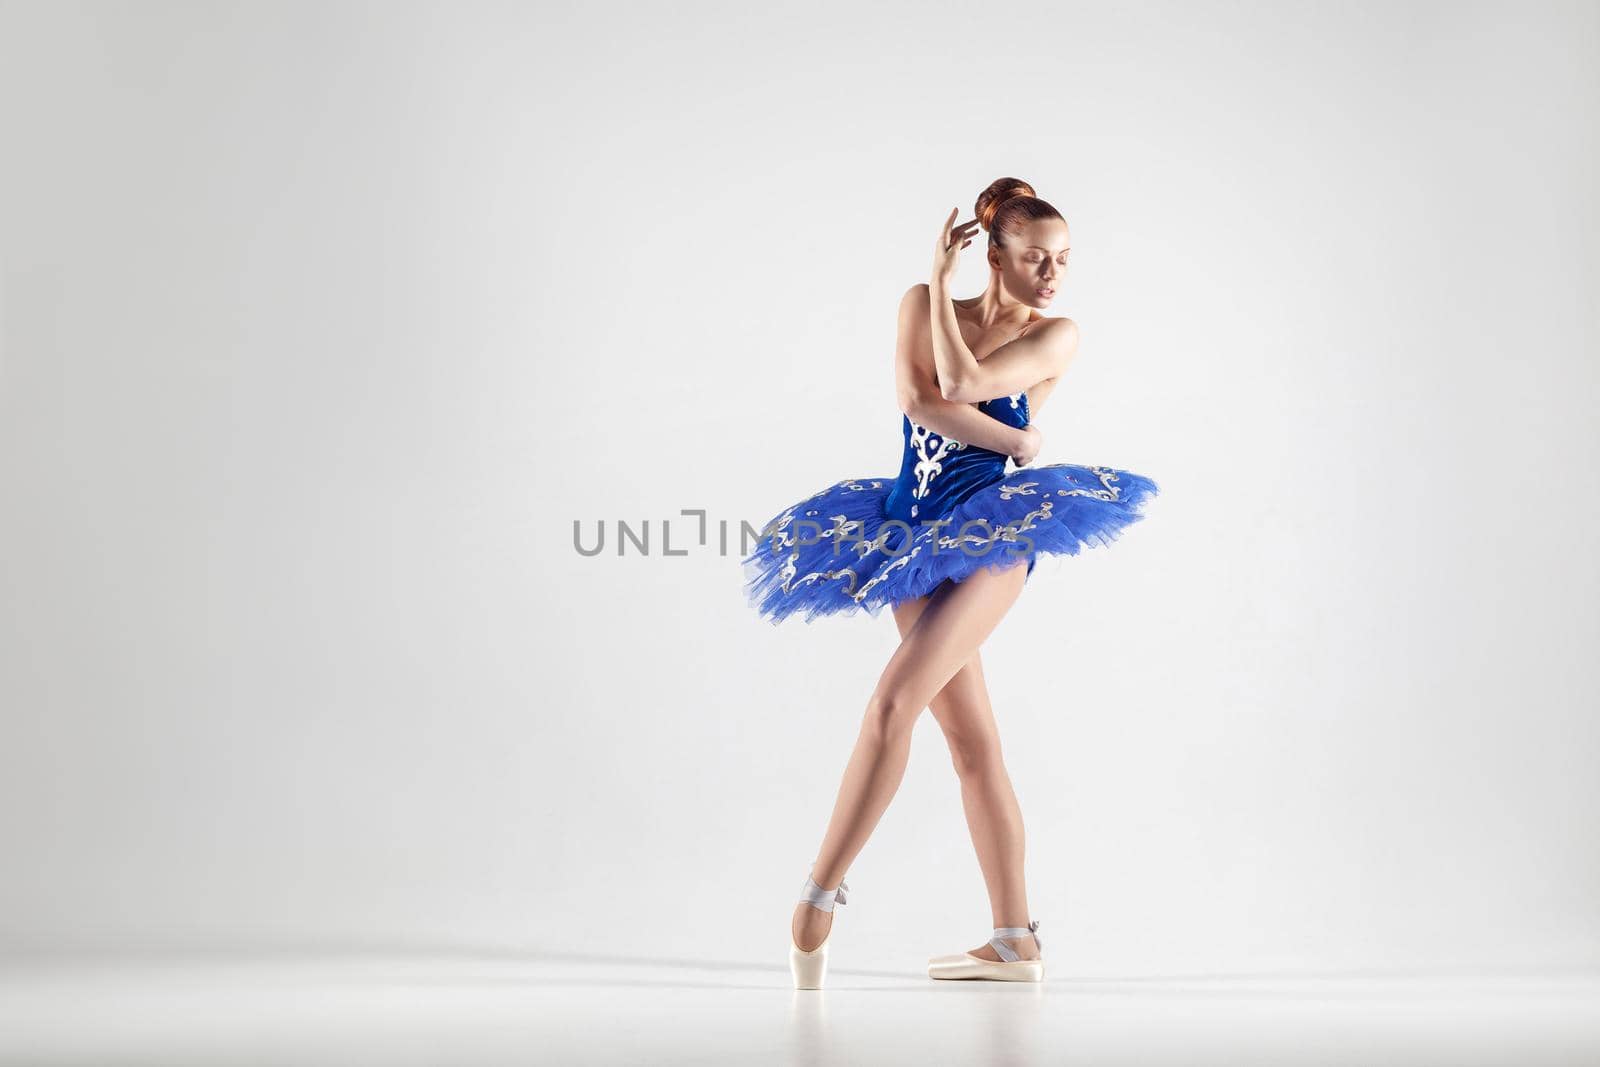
975, 177, 1037, 232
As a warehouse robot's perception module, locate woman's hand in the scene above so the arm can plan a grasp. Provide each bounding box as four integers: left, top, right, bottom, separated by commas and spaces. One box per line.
1010, 424, 1043, 467
932, 208, 980, 285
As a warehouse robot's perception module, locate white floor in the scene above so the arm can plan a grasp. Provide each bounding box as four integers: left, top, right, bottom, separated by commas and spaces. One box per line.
2, 952, 1597, 1066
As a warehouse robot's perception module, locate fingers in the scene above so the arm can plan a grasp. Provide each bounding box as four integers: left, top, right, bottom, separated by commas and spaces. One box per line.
941, 209, 980, 241
937, 210, 979, 260
941, 220, 977, 251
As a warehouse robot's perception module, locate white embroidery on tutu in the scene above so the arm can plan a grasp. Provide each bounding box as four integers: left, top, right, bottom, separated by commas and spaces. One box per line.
1048, 466, 1121, 501
855, 525, 904, 557
907, 421, 965, 505
823, 515, 863, 542
937, 499, 1054, 554
757, 480, 896, 598
768, 508, 869, 596
752, 467, 1131, 614
854, 542, 923, 602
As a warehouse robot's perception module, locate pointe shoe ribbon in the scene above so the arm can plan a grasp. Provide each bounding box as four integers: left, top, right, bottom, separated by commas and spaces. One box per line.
927, 918, 1045, 982
800, 873, 848, 912
990, 919, 1042, 961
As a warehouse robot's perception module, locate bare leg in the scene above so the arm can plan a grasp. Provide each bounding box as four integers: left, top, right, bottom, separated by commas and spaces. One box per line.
792, 562, 1029, 952
890, 596, 1038, 962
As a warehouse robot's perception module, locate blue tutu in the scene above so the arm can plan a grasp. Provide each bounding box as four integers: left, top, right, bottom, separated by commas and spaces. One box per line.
743, 391, 1158, 624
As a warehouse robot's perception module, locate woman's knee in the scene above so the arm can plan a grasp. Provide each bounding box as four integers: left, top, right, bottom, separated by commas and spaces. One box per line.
861, 688, 923, 743
945, 731, 1005, 780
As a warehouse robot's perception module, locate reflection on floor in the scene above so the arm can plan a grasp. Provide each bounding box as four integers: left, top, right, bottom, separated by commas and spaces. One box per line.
2, 951, 1597, 1066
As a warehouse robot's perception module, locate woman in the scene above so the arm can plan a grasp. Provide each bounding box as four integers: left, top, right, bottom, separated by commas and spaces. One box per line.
742, 177, 1159, 988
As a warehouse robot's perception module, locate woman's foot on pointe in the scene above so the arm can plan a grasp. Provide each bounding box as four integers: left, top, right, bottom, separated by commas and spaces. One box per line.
792, 901, 834, 953
790, 870, 849, 989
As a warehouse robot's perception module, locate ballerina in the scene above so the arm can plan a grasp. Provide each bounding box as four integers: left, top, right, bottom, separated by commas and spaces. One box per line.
742, 177, 1159, 987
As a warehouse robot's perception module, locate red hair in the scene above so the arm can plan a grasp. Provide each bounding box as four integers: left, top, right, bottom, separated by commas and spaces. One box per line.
975, 177, 1064, 249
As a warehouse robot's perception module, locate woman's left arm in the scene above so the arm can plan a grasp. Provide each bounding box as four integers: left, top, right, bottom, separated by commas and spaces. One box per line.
928, 281, 1077, 403
927, 210, 1076, 403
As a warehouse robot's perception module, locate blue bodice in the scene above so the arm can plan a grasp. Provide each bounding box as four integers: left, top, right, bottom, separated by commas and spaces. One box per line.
883, 391, 1031, 526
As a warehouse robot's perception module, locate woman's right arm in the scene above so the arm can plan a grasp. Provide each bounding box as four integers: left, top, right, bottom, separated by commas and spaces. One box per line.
893, 284, 1035, 460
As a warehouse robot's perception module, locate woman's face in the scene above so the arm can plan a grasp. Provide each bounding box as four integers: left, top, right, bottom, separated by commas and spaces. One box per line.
990, 217, 1071, 309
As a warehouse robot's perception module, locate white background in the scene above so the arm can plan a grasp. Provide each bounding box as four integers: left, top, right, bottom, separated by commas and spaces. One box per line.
1, 1, 1595, 978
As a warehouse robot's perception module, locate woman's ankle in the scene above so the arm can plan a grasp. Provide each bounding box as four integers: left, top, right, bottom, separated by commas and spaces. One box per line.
1002, 934, 1041, 961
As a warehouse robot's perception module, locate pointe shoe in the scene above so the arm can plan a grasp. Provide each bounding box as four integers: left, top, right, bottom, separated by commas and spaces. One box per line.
789, 868, 848, 989
928, 920, 1044, 982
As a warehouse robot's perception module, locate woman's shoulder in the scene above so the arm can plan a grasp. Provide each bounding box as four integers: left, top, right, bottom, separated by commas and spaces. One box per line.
899, 284, 979, 313
1026, 314, 1078, 335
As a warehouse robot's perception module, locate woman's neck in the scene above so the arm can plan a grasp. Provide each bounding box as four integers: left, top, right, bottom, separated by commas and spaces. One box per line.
958, 288, 1034, 331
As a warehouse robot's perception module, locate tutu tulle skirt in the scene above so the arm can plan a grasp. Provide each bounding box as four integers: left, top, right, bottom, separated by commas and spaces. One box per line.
743, 463, 1159, 624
